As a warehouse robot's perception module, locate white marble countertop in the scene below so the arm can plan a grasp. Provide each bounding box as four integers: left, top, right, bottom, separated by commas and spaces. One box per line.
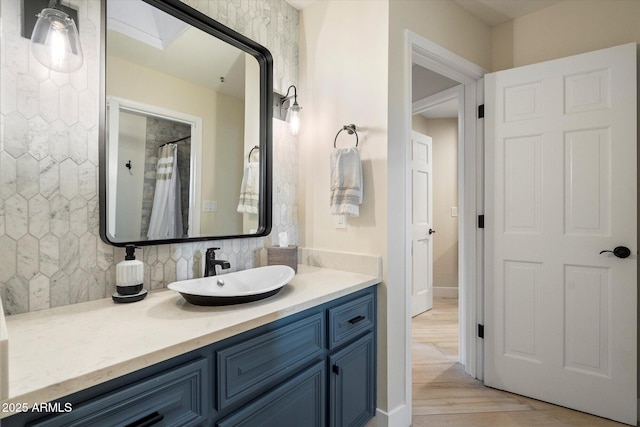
0, 265, 379, 419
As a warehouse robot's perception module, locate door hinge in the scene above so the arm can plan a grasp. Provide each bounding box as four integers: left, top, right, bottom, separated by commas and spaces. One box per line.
478, 215, 485, 229
478, 104, 485, 119
478, 324, 484, 339
332, 364, 340, 375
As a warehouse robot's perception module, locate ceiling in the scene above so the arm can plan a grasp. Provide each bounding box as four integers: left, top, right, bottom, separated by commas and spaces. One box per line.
412, 65, 459, 101
454, 0, 564, 26
287, 0, 564, 27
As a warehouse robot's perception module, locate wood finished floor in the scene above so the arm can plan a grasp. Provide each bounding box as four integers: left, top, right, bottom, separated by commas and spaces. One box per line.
411, 297, 630, 426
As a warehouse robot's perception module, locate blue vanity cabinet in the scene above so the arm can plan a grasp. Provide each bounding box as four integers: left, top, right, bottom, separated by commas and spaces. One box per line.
329, 334, 376, 427
3, 285, 377, 427
219, 287, 377, 427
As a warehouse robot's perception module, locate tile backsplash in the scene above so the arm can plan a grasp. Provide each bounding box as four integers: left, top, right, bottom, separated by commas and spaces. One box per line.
0, 0, 299, 315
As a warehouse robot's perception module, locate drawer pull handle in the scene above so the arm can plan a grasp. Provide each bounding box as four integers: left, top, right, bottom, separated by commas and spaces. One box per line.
125, 411, 164, 427
348, 315, 366, 325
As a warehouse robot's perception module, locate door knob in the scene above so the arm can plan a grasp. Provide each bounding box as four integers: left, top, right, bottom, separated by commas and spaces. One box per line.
599, 246, 631, 258
428, 228, 436, 235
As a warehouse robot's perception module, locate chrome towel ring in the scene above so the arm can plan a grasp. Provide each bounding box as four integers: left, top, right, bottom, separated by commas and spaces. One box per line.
248, 145, 259, 162
334, 124, 359, 148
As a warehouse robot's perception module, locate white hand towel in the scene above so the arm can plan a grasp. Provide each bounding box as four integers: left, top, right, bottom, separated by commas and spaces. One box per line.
330, 147, 363, 216
237, 162, 260, 214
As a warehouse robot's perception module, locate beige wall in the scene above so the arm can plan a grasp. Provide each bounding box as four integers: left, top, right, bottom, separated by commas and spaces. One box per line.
107, 56, 244, 236
412, 116, 459, 290
298, 0, 390, 414
390, 0, 492, 72
207, 93, 244, 235
298, 0, 389, 254
492, 0, 640, 70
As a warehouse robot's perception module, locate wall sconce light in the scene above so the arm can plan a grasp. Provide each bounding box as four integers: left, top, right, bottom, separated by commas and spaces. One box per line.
274, 85, 301, 135
22, 0, 84, 73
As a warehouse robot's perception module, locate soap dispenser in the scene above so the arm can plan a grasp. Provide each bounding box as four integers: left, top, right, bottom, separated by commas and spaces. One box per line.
113, 245, 147, 303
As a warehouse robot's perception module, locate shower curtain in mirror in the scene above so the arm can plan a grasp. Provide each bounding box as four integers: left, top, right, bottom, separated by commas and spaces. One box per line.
147, 143, 183, 239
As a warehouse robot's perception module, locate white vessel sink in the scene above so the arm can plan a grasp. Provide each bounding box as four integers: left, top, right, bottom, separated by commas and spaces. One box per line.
168, 265, 295, 306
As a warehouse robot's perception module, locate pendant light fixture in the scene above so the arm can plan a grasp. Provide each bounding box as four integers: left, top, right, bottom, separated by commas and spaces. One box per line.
23, 0, 84, 73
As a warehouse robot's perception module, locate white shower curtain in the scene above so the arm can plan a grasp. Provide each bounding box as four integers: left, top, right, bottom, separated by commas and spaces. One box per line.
147, 143, 183, 239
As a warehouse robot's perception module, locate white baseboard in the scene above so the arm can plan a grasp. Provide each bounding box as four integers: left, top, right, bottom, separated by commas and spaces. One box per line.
434, 286, 458, 298
365, 404, 411, 427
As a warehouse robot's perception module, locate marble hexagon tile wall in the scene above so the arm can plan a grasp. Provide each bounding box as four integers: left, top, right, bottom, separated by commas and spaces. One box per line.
0, 0, 299, 315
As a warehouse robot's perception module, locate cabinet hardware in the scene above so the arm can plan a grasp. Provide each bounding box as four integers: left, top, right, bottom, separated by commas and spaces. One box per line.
125, 411, 164, 427
332, 364, 340, 375
348, 315, 366, 324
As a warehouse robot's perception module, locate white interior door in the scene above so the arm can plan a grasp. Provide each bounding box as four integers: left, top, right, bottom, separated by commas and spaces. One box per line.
412, 131, 434, 317
485, 43, 637, 425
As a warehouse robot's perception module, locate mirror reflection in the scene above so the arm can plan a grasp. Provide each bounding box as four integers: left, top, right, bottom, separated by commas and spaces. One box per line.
103, 0, 267, 244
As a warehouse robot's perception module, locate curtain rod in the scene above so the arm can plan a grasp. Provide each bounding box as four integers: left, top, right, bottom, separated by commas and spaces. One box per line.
159, 135, 191, 147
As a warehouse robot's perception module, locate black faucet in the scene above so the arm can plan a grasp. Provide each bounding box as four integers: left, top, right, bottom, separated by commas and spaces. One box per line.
204, 247, 231, 277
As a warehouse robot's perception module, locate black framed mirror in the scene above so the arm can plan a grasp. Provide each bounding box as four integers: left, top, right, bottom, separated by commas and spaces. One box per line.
99, 0, 272, 247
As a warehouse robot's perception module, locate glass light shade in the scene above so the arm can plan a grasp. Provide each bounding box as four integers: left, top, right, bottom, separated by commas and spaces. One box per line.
30, 8, 83, 73
288, 102, 301, 135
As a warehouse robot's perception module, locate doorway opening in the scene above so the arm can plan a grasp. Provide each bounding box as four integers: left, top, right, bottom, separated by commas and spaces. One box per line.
401, 32, 486, 417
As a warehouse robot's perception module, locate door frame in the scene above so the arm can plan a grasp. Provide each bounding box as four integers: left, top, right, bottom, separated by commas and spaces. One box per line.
106, 96, 203, 238
403, 32, 486, 406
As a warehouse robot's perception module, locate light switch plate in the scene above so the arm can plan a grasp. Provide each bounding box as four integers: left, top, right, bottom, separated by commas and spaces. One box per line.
335, 214, 347, 229
451, 207, 458, 217
203, 200, 218, 212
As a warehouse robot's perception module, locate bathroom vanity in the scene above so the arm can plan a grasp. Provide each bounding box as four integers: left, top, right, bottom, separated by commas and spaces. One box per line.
0, 266, 378, 426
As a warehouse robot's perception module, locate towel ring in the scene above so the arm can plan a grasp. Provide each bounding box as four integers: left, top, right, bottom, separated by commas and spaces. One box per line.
334, 124, 359, 148
248, 145, 259, 162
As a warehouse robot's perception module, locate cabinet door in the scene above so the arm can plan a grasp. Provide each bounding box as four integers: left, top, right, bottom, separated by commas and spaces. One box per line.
217, 361, 325, 427
329, 333, 375, 427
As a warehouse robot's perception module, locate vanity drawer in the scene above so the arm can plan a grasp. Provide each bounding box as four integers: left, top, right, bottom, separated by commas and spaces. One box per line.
217, 312, 324, 411
29, 358, 208, 427
328, 292, 375, 350
217, 361, 325, 427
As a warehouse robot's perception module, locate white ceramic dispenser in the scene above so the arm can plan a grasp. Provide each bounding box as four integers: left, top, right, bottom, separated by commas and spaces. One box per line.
113, 245, 147, 303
